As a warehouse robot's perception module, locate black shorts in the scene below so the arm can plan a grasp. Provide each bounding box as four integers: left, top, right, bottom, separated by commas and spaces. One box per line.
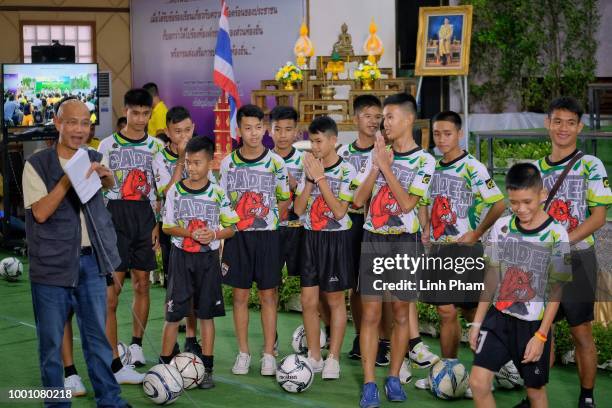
300, 229, 353, 292
421, 242, 484, 309
165, 246, 225, 322
348, 212, 365, 288
279, 226, 303, 277
555, 247, 597, 327
221, 230, 282, 290
107, 200, 157, 272
358, 230, 423, 302
473, 308, 551, 389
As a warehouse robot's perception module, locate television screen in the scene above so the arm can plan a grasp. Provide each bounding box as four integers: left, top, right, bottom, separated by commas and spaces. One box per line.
2, 63, 98, 127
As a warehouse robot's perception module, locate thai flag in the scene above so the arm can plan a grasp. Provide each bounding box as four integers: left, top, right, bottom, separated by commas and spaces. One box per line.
214, 0, 241, 140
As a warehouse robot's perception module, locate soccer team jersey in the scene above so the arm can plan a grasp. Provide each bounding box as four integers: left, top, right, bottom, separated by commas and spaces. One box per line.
337, 142, 374, 214
486, 215, 571, 321
352, 147, 436, 234
534, 151, 612, 250
296, 157, 357, 231
219, 148, 290, 231
162, 180, 239, 252
98, 132, 166, 202
278, 147, 305, 227
426, 151, 504, 243
156, 146, 217, 193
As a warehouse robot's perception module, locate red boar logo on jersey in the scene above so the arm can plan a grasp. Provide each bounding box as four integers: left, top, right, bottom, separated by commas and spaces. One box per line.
310, 195, 341, 230
183, 219, 208, 253
235, 192, 269, 230
121, 169, 151, 200
431, 195, 459, 240
495, 266, 536, 316
548, 199, 579, 232
370, 185, 402, 229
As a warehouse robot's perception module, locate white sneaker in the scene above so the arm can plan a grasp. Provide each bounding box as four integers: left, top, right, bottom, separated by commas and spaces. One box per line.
307, 354, 324, 373
114, 364, 145, 384
414, 377, 430, 390
321, 354, 340, 380
399, 358, 413, 384
409, 342, 440, 369
64, 374, 87, 396
127, 343, 146, 366
260, 353, 276, 376
232, 352, 251, 375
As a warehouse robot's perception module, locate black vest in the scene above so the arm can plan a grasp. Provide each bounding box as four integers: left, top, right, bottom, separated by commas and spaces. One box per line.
25, 147, 121, 287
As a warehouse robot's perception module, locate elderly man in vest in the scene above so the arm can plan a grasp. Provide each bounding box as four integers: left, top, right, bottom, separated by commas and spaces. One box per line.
23, 98, 129, 408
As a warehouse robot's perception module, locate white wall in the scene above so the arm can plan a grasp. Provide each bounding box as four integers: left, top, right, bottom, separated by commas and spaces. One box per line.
309, 0, 396, 70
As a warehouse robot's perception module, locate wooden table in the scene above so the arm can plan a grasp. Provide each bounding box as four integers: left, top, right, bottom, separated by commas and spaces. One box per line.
298, 99, 350, 123
251, 89, 303, 115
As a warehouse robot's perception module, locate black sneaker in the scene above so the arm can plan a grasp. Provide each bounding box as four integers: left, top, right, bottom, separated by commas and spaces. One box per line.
348, 335, 361, 360
198, 369, 215, 389
513, 398, 530, 408
375, 340, 390, 367
579, 398, 596, 408
184, 339, 201, 357
178, 324, 186, 333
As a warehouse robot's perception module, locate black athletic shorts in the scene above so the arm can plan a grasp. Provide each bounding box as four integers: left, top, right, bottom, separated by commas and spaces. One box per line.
473, 308, 551, 388
348, 212, 365, 289
555, 247, 597, 327
300, 229, 353, 292
221, 230, 282, 290
421, 242, 485, 309
358, 230, 423, 302
279, 226, 304, 277
165, 246, 225, 322
107, 200, 157, 272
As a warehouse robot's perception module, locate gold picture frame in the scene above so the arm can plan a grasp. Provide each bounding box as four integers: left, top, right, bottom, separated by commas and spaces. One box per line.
415, 5, 473, 76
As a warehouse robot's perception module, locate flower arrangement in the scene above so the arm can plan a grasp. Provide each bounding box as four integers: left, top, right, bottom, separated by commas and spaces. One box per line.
353, 60, 381, 89
275, 62, 303, 90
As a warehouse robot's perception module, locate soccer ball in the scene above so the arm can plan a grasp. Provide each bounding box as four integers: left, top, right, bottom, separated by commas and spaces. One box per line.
494, 360, 524, 389
143, 364, 183, 405
276, 354, 314, 393
429, 359, 469, 400
0, 257, 22, 281
170, 352, 205, 390
117, 342, 131, 366
291, 325, 327, 354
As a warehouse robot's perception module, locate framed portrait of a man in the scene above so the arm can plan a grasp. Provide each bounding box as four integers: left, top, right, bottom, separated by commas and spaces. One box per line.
415, 5, 473, 76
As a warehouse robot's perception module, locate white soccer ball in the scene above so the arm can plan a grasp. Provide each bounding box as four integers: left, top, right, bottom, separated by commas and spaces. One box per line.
0, 257, 22, 281
170, 352, 205, 390
494, 360, 524, 389
143, 364, 183, 405
117, 342, 131, 366
429, 359, 469, 400
276, 354, 314, 393
291, 325, 327, 354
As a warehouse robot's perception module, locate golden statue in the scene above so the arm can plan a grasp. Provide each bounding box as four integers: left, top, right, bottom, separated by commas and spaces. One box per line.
332, 23, 354, 56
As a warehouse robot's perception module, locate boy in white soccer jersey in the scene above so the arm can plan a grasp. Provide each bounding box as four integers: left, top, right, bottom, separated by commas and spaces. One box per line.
532, 96, 611, 408
98, 88, 167, 383
353, 93, 436, 407
294, 116, 357, 379
160, 136, 239, 389
219, 104, 290, 376
469, 163, 572, 408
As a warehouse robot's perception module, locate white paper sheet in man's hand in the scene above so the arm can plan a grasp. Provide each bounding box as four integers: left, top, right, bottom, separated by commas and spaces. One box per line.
64, 148, 102, 203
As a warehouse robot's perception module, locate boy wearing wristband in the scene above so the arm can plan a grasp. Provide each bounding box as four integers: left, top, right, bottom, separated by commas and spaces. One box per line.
469, 163, 571, 408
